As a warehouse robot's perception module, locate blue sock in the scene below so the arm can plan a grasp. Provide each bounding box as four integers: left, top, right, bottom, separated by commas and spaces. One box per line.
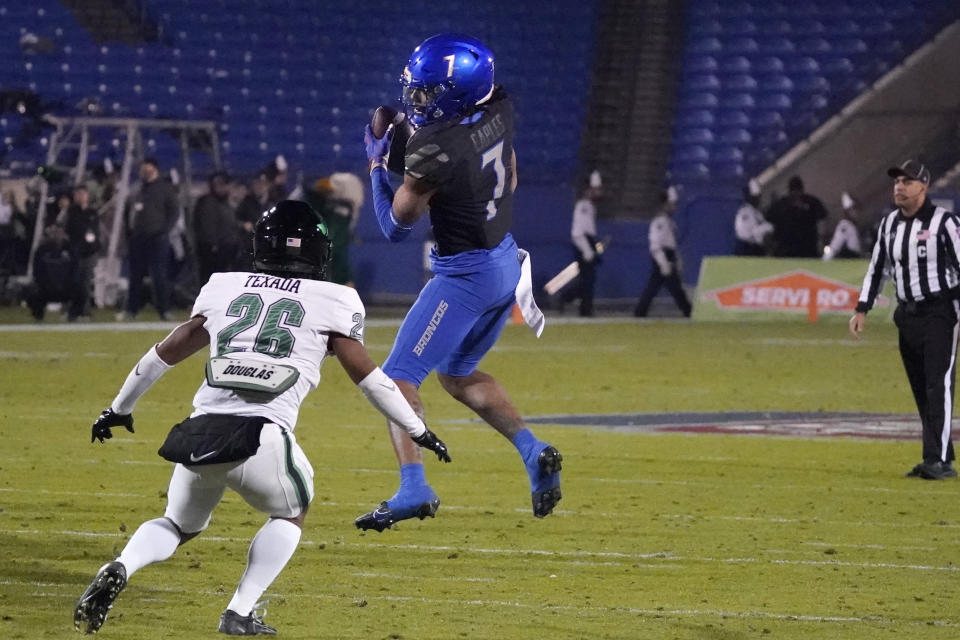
399, 463, 427, 488
386, 463, 435, 514
511, 429, 540, 462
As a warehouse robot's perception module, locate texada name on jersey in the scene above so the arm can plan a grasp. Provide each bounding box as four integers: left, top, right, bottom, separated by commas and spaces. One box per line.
242, 274, 303, 293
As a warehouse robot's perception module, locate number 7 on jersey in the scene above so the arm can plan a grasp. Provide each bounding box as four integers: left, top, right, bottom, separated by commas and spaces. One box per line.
481, 140, 506, 221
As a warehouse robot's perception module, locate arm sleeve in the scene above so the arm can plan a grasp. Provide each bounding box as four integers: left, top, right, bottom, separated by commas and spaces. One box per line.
370, 166, 413, 242
110, 345, 173, 414
357, 367, 426, 438
856, 216, 890, 313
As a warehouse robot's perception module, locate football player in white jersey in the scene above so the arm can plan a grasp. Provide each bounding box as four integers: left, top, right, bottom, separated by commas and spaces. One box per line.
73, 201, 450, 636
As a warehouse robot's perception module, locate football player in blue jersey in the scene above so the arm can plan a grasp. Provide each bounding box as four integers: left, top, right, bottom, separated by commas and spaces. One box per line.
357, 33, 562, 531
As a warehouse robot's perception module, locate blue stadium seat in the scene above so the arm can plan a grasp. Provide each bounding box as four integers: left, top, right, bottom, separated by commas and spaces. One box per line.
727, 37, 759, 54
755, 128, 789, 149
756, 92, 792, 110
678, 128, 715, 145
689, 37, 723, 54
758, 74, 794, 93
724, 17, 757, 35
786, 56, 820, 75
759, 37, 795, 55
716, 109, 751, 128
828, 19, 861, 36
798, 37, 831, 54
685, 55, 719, 74
749, 110, 785, 131
719, 92, 756, 110
717, 128, 752, 145
719, 56, 751, 74
712, 146, 744, 163
833, 38, 868, 56
794, 75, 830, 94
753, 56, 785, 75
710, 160, 744, 178
722, 73, 757, 92
861, 18, 893, 37
675, 109, 715, 128
671, 144, 710, 164
793, 19, 825, 36
794, 93, 829, 113
821, 56, 855, 76
669, 161, 710, 182
762, 19, 793, 36
685, 74, 722, 92
678, 92, 720, 110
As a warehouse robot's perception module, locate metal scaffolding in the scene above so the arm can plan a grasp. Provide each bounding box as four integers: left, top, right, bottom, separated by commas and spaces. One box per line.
26, 116, 221, 304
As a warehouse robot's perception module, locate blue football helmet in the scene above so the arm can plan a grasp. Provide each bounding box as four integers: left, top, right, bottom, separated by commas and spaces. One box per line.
400, 33, 495, 128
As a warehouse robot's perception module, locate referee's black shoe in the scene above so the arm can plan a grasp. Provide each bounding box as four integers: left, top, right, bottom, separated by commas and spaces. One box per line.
905, 461, 958, 480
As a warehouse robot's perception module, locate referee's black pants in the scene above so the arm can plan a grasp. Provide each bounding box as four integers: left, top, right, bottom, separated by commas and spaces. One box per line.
894, 298, 959, 464
634, 260, 692, 318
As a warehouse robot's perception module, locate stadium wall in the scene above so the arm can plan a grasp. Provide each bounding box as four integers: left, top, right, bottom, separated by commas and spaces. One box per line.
351, 184, 742, 303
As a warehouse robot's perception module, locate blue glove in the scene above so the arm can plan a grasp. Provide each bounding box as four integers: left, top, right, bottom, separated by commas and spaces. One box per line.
364, 124, 393, 165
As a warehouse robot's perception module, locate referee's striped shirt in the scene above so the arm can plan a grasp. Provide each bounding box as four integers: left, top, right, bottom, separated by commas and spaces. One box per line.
856, 199, 960, 312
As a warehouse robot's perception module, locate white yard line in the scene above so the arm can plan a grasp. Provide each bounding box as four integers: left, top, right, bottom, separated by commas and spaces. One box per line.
4, 528, 957, 574
661, 513, 960, 529
4, 578, 956, 628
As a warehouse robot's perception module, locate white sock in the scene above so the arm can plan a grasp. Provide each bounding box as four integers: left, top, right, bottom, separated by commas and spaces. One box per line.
116, 517, 182, 578
227, 518, 301, 616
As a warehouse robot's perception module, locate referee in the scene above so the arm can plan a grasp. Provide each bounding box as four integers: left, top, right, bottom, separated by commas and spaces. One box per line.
850, 159, 960, 479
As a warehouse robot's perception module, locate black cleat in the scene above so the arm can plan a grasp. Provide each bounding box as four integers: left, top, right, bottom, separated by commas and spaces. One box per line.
74, 561, 127, 634
354, 498, 440, 532
531, 446, 563, 518
905, 461, 958, 480
218, 608, 277, 636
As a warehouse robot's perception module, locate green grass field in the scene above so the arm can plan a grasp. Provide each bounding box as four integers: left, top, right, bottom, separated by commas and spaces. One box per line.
2, 316, 959, 639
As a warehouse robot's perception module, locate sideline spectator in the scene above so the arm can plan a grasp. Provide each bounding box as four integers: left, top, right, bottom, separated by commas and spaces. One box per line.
51, 191, 71, 228
192, 171, 237, 284
635, 187, 692, 318
119, 157, 179, 321
0, 191, 15, 276
25, 224, 73, 320
265, 155, 289, 203
766, 175, 828, 257
62, 185, 101, 321
307, 172, 364, 285
734, 178, 773, 256
823, 192, 862, 260
562, 171, 603, 316
235, 173, 274, 270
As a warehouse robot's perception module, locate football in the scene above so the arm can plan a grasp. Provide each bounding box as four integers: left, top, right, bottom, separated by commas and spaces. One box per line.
370, 105, 403, 139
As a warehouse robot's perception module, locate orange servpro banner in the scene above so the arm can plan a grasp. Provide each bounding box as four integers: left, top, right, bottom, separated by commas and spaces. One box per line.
694, 258, 892, 322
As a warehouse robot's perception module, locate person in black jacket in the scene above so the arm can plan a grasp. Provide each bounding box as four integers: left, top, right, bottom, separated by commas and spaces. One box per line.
120, 158, 180, 321
61, 185, 101, 321
25, 223, 74, 320
192, 172, 236, 285
766, 175, 828, 257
